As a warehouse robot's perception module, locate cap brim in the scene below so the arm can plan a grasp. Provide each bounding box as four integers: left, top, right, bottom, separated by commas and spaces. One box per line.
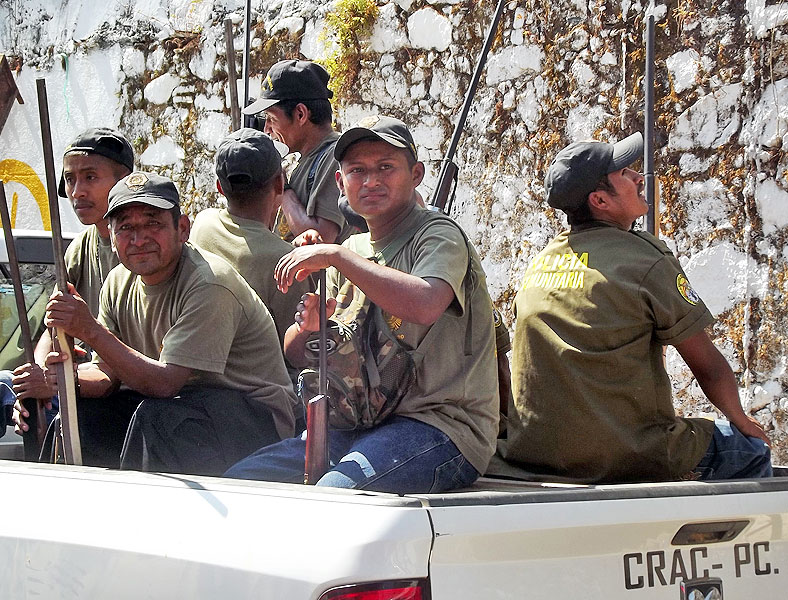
334, 128, 407, 161
273, 139, 289, 157
608, 132, 643, 172
104, 196, 177, 219
242, 97, 280, 115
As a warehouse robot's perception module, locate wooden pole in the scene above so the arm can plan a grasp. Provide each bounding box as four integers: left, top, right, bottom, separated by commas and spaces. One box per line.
35, 78, 82, 465
224, 18, 241, 131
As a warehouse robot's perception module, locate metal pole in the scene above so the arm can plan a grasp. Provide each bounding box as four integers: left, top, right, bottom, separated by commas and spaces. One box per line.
644, 11, 656, 236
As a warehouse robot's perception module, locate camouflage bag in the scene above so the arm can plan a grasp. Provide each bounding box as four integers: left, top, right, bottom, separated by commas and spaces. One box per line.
297, 293, 416, 430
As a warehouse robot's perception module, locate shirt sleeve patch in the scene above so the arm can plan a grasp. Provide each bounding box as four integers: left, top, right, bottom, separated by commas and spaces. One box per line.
676, 274, 700, 305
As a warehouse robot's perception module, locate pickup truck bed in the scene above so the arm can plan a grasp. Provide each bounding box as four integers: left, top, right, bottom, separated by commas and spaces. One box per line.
2, 460, 786, 599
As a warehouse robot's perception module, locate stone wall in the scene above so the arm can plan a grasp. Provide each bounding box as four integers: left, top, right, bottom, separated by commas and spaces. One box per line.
1, 0, 786, 461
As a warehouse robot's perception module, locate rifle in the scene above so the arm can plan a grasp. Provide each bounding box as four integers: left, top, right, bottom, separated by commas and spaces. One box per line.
35, 78, 82, 465
644, 6, 659, 237
430, 0, 507, 214
0, 183, 47, 456
224, 18, 241, 131
304, 269, 329, 484
241, 0, 255, 128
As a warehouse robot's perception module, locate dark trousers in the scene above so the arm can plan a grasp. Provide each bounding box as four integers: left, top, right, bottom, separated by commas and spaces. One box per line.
43, 387, 280, 477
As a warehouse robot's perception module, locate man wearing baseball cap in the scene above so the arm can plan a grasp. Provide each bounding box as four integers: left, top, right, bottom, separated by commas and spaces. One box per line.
191, 128, 309, 348
226, 115, 499, 494
242, 59, 348, 244
43, 171, 298, 474
11, 128, 133, 453
497, 133, 771, 483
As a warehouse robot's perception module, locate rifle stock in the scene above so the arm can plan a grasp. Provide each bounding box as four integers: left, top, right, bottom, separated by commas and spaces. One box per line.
0, 183, 46, 454
36, 78, 82, 466
430, 0, 507, 214
304, 269, 329, 484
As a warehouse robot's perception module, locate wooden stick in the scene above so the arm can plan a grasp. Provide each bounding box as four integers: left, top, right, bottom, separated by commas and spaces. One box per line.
0, 182, 46, 453
304, 269, 329, 484
35, 78, 82, 466
224, 18, 241, 131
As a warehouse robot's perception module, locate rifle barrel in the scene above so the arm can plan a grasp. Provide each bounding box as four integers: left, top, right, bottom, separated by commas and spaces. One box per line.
431, 0, 507, 213
644, 12, 656, 235
224, 18, 241, 131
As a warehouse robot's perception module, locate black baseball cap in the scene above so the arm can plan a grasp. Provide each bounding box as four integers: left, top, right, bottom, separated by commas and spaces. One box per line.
544, 132, 643, 213
334, 115, 418, 162
215, 128, 287, 194
241, 60, 333, 115
58, 127, 134, 197
105, 172, 180, 219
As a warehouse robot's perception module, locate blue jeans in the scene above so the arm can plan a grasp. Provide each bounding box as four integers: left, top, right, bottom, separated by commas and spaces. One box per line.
0, 369, 58, 439
694, 420, 772, 480
225, 416, 479, 494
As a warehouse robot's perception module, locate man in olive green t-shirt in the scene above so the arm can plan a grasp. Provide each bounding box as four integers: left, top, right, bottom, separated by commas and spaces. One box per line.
226, 116, 499, 493
45, 172, 297, 475
11, 128, 132, 452
190, 128, 308, 348
498, 133, 771, 484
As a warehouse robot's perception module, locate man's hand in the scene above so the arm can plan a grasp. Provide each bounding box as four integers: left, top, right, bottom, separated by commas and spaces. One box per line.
45, 283, 96, 342
292, 229, 324, 247
732, 415, 771, 448
293, 293, 337, 334
275, 245, 338, 293
12, 394, 52, 435
12, 362, 54, 401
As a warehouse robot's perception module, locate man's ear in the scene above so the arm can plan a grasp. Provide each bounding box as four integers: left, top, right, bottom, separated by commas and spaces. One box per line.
216, 179, 224, 196
273, 170, 285, 195
178, 214, 191, 242
588, 190, 607, 211
295, 103, 310, 125
335, 168, 346, 195
411, 161, 425, 188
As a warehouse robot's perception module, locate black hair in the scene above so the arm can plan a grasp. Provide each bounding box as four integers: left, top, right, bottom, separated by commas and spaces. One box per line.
277, 98, 333, 126
222, 168, 282, 205
566, 174, 616, 225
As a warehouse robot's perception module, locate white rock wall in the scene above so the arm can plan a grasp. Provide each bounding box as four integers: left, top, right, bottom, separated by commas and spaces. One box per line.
0, 0, 786, 460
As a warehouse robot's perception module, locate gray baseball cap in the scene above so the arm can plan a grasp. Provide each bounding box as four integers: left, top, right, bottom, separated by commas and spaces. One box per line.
215, 128, 287, 194
105, 172, 180, 219
544, 132, 643, 213
334, 115, 418, 162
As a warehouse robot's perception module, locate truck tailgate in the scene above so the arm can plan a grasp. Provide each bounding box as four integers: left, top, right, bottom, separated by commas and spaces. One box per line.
0, 461, 433, 599
425, 478, 788, 599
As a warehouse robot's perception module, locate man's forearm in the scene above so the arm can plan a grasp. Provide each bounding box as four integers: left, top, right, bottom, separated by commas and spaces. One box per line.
280, 190, 339, 242
33, 329, 53, 366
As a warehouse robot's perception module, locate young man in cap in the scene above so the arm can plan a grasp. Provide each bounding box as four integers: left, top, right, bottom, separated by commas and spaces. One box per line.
190, 128, 308, 348
43, 172, 298, 474
225, 116, 499, 493
499, 133, 771, 483
11, 128, 133, 448
242, 59, 348, 244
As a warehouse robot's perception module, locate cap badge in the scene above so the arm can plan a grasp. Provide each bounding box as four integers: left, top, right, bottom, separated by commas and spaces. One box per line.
358, 115, 380, 128
125, 172, 149, 191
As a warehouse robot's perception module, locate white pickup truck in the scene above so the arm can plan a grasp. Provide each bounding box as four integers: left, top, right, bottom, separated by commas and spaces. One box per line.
1, 230, 786, 599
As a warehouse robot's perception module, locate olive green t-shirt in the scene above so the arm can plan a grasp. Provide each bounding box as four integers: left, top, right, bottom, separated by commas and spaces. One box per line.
190, 207, 308, 345
278, 131, 352, 243
65, 226, 118, 318
97, 243, 297, 439
505, 222, 715, 483
65, 226, 118, 352
326, 205, 499, 474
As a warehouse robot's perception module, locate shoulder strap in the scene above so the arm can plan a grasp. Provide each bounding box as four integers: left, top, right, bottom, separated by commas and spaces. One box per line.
306, 142, 335, 195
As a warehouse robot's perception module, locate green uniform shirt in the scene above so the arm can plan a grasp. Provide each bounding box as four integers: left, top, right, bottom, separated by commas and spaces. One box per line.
190, 207, 308, 345
97, 243, 297, 439
506, 221, 715, 483
278, 131, 352, 243
65, 226, 119, 352
65, 226, 118, 318
327, 205, 499, 474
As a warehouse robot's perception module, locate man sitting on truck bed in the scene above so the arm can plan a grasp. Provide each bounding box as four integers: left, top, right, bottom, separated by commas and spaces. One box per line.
10, 128, 132, 453
500, 133, 772, 483
42, 172, 298, 475
225, 116, 499, 493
